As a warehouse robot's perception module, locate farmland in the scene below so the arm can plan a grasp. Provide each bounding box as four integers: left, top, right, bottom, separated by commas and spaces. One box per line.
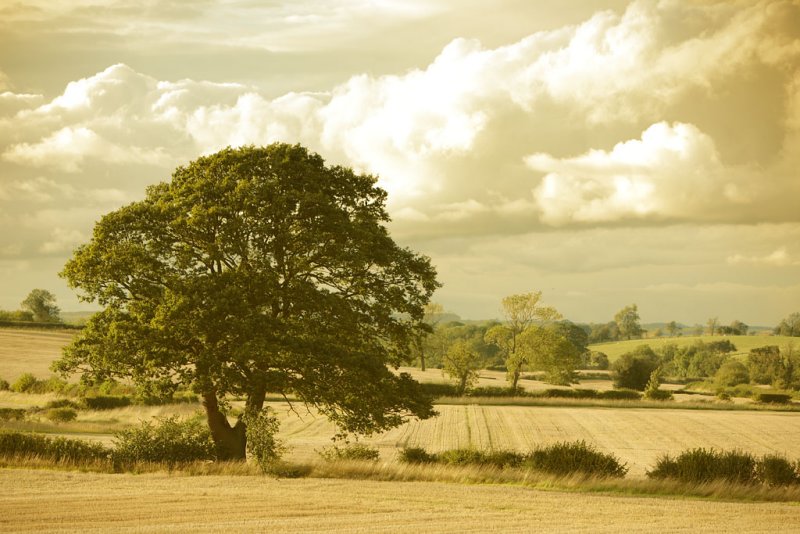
589, 335, 798, 362
0, 329, 78, 379
2, 468, 799, 533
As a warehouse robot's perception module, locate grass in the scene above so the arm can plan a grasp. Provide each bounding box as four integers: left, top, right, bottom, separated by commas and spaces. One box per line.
2, 467, 800, 534
590, 335, 798, 362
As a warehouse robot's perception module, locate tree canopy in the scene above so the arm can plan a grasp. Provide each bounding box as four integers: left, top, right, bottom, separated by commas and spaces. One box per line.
21, 289, 60, 323
54, 144, 440, 459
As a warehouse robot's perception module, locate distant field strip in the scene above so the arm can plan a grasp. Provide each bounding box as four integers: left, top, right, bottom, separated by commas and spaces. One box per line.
0, 329, 78, 379
589, 335, 798, 361
270, 404, 800, 476
2, 469, 800, 533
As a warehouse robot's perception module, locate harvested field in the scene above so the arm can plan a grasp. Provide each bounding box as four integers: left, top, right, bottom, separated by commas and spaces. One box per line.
0, 329, 78, 379
1, 468, 798, 533
271, 404, 800, 476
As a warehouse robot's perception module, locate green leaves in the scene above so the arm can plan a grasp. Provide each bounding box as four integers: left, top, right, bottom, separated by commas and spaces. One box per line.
57, 143, 439, 436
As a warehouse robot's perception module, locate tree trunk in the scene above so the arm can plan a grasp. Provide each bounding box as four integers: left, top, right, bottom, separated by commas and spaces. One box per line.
511, 366, 521, 394
420, 351, 426, 372
203, 391, 246, 461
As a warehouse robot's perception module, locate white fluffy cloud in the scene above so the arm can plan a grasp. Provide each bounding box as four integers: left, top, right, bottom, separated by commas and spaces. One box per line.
527, 122, 758, 225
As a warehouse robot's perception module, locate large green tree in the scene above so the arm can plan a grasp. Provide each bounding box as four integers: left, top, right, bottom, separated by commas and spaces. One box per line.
54, 144, 439, 459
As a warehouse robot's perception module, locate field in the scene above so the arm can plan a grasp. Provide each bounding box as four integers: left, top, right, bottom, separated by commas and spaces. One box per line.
589, 335, 798, 362
0, 329, 78, 379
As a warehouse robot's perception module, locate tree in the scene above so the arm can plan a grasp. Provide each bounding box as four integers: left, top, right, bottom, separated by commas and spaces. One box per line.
485, 291, 561, 392
21, 289, 61, 323
518, 325, 582, 385
614, 304, 643, 340
442, 339, 484, 395
775, 313, 800, 337
666, 321, 680, 337
54, 144, 440, 460
612, 345, 659, 390
729, 320, 748, 336
706, 317, 719, 336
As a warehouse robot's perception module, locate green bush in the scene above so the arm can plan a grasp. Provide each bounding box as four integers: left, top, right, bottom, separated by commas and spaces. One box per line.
0, 378, 9, 391
398, 447, 438, 464
112, 415, 217, 467
543, 388, 597, 399
716, 391, 732, 401
319, 442, 380, 462
11, 373, 39, 393
612, 346, 660, 390
418, 382, 460, 398
599, 389, 642, 400
0, 408, 25, 421
438, 448, 486, 466
755, 393, 791, 404
524, 440, 628, 478
44, 399, 81, 410
714, 360, 749, 389
83, 395, 132, 410
756, 454, 800, 486
647, 448, 756, 484
0, 431, 109, 463
45, 407, 77, 423
244, 408, 285, 474
467, 386, 523, 397
643, 389, 673, 401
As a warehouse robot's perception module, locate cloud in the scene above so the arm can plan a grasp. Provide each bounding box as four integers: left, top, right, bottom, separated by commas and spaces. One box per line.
727, 247, 800, 266
526, 121, 757, 225
40, 227, 87, 254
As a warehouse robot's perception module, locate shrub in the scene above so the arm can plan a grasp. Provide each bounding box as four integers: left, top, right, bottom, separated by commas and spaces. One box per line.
599, 389, 642, 400
44, 399, 81, 410
756, 454, 800, 486
543, 388, 597, 399
319, 442, 380, 462
0, 378, 9, 391
45, 407, 77, 423
0, 408, 25, 421
11, 373, 38, 393
647, 448, 756, 484
0, 431, 109, 463
437, 448, 485, 466
755, 393, 791, 404
612, 346, 660, 390
244, 408, 285, 475
644, 389, 673, 401
524, 441, 627, 478
83, 395, 132, 410
418, 382, 460, 398
714, 360, 749, 389
398, 447, 438, 464
716, 391, 732, 401
112, 415, 217, 467
467, 386, 522, 397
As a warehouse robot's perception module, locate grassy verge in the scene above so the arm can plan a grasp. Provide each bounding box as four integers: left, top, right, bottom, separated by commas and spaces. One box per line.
3, 454, 800, 503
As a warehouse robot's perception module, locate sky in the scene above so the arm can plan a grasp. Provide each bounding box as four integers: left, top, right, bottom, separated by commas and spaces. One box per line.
0, 0, 799, 326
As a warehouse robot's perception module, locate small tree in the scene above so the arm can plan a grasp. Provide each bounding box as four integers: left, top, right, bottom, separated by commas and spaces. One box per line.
666, 321, 680, 337
612, 346, 659, 390
443, 340, 483, 395
614, 304, 643, 340
706, 317, 719, 336
21, 289, 61, 323
519, 326, 581, 385
775, 313, 800, 337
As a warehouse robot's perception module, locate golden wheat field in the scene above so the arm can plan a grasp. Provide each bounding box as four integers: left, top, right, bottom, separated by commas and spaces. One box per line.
0, 329, 78, 379
271, 403, 800, 476
3, 468, 800, 534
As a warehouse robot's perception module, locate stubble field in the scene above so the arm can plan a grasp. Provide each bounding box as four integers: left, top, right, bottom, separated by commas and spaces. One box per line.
2, 468, 800, 534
